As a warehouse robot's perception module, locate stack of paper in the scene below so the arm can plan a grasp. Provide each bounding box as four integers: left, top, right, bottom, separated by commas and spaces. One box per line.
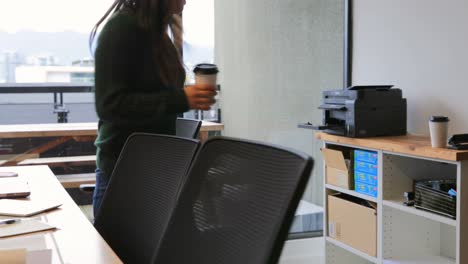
0, 199, 61, 217
0, 249, 26, 264
0, 249, 52, 264
0, 219, 55, 238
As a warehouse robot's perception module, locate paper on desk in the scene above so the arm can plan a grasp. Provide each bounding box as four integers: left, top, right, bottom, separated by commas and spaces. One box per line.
0, 220, 55, 238
26, 249, 52, 264
0, 200, 62, 217
0, 249, 52, 264
0, 248, 26, 264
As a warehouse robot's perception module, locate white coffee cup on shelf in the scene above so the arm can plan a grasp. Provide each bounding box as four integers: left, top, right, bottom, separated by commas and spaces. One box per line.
429, 116, 449, 148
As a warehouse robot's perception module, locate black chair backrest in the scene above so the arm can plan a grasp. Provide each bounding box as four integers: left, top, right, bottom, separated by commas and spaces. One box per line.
152, 137, 314, 264
94, 133, 200, 264
176, 118, 202, 139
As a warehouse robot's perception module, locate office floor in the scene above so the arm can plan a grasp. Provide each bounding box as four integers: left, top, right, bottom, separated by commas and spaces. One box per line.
279, 238, 325, 264
79, 205, 93, 222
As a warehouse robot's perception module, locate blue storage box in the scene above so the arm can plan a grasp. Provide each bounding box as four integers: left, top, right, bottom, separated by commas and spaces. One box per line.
354, 150, 378, 164
354, 171, 378, 186
354, 161, 378, 175
355, 182, 378, 198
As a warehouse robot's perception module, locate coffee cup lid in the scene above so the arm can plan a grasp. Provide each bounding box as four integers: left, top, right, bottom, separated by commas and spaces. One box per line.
430, 116, 450, 122
193, 63, 219, 75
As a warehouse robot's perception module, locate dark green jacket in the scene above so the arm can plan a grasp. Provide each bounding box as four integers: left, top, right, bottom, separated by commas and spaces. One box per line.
94, 10, 188, 177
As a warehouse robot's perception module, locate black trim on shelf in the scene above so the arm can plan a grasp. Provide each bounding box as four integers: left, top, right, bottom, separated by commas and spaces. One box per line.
344, 0, 353, 89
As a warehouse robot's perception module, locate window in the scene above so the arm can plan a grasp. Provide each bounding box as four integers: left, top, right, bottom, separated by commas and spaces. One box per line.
0, 0, 113, 124
182, 0, 215, 82
0, 0, 112, 84
0, 1, 216, 124
182, 0, 217, 121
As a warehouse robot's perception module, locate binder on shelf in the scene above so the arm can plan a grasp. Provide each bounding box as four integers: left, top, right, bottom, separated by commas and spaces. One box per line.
354, 149, 378, 198
354, 171, 378, 186
354, 161, 378, 175
354, 150, 378, 164
355, 182, 378, 198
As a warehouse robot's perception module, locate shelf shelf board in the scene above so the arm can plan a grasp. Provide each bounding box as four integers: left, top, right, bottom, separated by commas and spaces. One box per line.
383, 255, 455, 264
325, 237, 378, 263
326, 184, 378, 203
316, 132, 468, 161
383, 200, 457, 227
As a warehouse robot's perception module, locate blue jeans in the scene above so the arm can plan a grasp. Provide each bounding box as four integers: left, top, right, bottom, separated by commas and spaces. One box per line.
93, 168, 110, 219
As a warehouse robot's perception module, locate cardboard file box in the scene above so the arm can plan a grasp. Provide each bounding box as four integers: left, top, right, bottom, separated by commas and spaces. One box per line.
322, 148, 353, 189
328, 193, 377, 257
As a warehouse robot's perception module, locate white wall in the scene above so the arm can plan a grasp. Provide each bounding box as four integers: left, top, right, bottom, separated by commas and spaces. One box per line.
353, 0, 468, 135
215, 0, 344, 204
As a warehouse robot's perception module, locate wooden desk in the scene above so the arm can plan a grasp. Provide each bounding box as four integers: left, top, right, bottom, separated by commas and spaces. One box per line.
0, 121, 224, 139
0, 121, 224, 166
0, 165, 122, 264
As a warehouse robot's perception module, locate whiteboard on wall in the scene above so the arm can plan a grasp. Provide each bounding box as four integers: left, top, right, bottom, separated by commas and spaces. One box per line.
352, 0, 468, 135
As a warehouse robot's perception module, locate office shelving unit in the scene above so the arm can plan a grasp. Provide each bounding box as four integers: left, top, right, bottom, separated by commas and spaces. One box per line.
316, 133, 468, 264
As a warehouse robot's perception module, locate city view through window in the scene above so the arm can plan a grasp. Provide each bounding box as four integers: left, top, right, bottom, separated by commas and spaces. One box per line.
0, 0, 214, 124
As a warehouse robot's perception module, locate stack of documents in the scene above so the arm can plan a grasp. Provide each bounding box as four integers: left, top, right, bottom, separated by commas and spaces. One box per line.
0, 248, 52, 264
0, 199, 61, 217
0, 219, 55, 238
0, 199, 61, 238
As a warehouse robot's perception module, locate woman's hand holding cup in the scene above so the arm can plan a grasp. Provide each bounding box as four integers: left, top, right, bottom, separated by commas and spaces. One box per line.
185, 63, 219, 111
185, 84, 217, 111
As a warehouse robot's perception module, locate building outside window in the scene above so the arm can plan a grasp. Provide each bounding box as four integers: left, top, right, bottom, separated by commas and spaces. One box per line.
0, 0, 110, 85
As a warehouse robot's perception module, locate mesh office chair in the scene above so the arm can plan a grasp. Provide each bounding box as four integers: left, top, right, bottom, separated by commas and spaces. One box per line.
80, 119, 202, 193
151, 137, 314, 264
176, 118, 202, 139
94, 133, 200, 264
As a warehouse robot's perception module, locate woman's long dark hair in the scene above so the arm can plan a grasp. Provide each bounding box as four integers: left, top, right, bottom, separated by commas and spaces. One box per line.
90, 0, 184, 86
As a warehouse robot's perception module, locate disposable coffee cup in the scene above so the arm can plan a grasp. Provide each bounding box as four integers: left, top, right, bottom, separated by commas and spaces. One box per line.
429, 116, 449, 148
193, 63, 219, 86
